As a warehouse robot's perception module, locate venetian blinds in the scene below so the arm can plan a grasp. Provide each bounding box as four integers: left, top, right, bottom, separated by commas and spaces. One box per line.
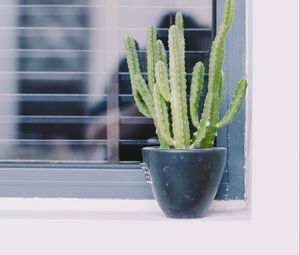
0, 0, 213, 163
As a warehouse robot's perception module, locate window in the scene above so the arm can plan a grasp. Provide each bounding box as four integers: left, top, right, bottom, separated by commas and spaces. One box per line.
0, 0, 246, 199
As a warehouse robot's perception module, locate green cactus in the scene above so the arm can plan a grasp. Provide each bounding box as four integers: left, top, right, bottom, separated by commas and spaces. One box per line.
124, 0, 247, 149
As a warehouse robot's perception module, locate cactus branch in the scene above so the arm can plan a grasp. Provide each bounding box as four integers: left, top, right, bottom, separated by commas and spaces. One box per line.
156, 39, 168, 65
217, 79, 247, 128
218, 71, 225, 104
169, 25, 190, 148
190, 88, 213, 149
153, 83, 174, 147
190, 62, 205, 128
124, 36, 142, 81
133, 75, 154, 115
132, 90, 152, 118
208, 0, 234, 91
175, 12, 184, 37
147, 26, 158, 95
200, 71, 226, 148
157, 98, 170, 149
196, 0, 235, 147
124, 37, 152, 117
155, 60, 170, 102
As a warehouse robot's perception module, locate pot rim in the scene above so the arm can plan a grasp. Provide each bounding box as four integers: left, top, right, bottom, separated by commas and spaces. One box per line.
142, 146, 227, 153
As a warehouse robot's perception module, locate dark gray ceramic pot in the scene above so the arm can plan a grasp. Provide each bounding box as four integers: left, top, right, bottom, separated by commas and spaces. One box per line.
142, 147, 227, 218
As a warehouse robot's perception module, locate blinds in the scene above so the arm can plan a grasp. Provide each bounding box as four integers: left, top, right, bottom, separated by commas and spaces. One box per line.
0, 0, 213, 163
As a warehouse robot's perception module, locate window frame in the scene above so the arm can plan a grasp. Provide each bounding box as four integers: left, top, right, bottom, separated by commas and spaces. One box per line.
0, 0, 247, 200
215, 0, 247, 199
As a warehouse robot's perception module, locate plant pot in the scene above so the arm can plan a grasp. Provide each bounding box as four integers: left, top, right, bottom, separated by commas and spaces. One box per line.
142, 147, 227, 218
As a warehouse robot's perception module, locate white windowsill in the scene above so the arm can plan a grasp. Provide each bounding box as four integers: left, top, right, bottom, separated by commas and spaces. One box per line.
0, 198, 249, 221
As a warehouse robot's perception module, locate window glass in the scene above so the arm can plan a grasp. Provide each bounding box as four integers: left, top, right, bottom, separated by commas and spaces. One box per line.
0, 0, 212, 163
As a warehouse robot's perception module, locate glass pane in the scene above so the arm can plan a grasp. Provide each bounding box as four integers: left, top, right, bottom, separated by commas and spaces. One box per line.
0, 0, 212, 163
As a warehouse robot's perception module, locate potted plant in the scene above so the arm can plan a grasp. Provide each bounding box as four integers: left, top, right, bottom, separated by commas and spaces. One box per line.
124, 0, 247, 218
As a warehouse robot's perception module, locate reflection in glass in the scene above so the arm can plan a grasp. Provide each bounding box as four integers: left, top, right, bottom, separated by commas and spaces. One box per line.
0, 0, 212, 163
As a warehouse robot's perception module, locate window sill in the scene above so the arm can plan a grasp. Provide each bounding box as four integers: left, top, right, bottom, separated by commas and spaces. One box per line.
0, 198, 249, 221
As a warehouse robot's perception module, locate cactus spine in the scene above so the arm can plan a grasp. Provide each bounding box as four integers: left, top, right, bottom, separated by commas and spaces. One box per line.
124, 0, 247, 149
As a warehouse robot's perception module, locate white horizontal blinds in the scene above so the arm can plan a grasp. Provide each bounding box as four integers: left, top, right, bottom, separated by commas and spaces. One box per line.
17, 0, 93, 163
0, 0, 108, 162
0, 0, 212, 163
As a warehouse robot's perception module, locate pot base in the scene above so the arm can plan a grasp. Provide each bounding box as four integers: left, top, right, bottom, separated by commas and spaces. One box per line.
162, 209, 207, 219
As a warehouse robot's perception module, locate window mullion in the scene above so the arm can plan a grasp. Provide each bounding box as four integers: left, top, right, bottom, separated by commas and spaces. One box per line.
105, 0, 120, 163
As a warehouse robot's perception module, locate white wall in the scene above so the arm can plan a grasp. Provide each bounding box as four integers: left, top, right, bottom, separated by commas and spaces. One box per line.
0, 0, 299, 254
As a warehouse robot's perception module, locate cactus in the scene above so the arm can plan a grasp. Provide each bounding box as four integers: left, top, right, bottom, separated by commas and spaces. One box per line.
124, 0, 247, 149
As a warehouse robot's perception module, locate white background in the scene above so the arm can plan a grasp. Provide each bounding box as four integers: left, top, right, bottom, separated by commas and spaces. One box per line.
0, 0, 299, 254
